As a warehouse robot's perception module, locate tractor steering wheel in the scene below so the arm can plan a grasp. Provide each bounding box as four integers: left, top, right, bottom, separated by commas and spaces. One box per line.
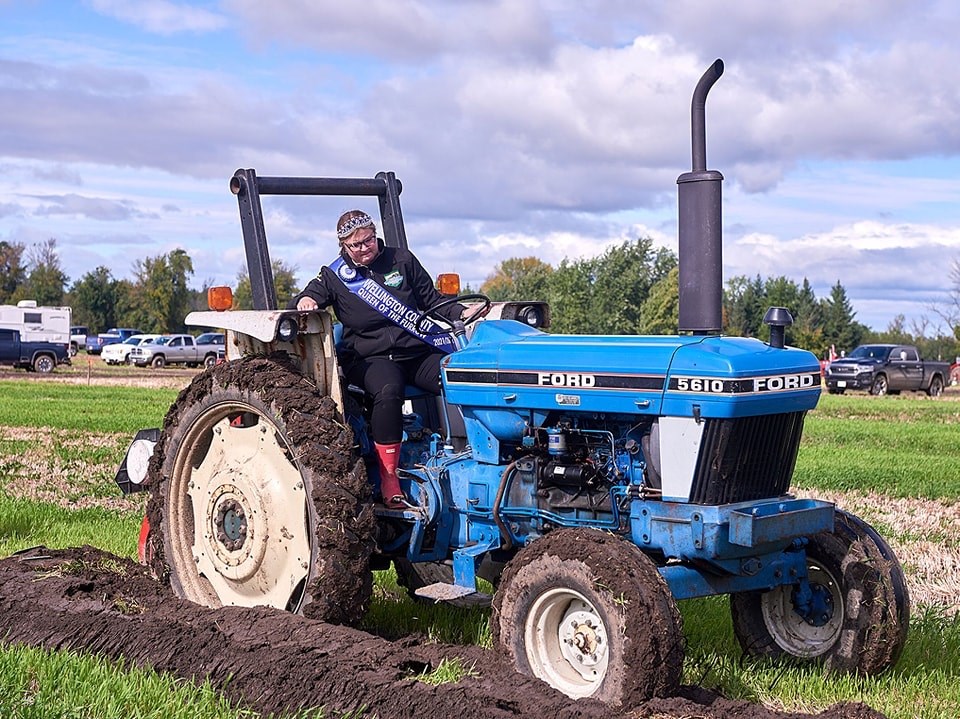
415, 293, 492, 335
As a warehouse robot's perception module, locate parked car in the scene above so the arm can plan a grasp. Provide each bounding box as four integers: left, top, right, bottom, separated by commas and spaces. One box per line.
130, 333, 221, 369
86, 327, 143, 354
0, 327, 70, 373
824, 343, 950, 396
101, 334, 161, 365
69, 325, 88, 356
195, 332, 225, 346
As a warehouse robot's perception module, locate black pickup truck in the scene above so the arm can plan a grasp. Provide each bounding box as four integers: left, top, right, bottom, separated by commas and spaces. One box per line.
824, 343, 950, 397
0, 327, 70, 373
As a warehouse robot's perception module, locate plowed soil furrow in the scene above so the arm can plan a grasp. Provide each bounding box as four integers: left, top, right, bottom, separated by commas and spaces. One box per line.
0, 546, 887, 719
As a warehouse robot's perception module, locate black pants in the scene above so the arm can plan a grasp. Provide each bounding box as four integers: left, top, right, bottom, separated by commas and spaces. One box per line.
345, 351, 444, 444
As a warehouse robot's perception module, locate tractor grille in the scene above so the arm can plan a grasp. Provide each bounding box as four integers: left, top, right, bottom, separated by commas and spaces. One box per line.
688, 411, 806, 504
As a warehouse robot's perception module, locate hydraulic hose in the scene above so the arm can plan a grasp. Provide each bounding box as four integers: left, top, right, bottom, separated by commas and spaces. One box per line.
493, 459, 519, 550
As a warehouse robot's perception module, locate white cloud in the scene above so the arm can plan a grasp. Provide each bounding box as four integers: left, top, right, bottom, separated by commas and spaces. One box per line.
2, 1, 960, 332
88, 0, 227, 34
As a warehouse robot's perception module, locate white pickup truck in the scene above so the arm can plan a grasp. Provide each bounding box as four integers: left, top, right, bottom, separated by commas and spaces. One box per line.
130, 333, 222, 369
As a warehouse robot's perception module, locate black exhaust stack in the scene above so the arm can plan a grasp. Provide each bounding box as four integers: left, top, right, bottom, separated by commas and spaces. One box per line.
678, 59, 724, 334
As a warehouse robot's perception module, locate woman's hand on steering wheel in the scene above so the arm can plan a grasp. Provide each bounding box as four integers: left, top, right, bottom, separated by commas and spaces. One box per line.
415, 293, 492, 335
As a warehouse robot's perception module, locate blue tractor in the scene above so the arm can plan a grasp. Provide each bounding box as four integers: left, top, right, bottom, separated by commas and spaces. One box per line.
116, 60, 908, 707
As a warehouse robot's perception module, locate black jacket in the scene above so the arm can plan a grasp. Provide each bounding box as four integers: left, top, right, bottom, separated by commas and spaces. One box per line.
290, 242, 462, 364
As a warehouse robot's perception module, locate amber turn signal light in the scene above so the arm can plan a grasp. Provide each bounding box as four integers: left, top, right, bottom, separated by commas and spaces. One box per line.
436, 273, 461, 296
207, 286, 234, 311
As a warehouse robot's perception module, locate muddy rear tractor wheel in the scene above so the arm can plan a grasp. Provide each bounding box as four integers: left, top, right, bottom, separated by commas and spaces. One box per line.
492, 527, 684, 706
730, 509, 909, 675
146, 354, 375, 625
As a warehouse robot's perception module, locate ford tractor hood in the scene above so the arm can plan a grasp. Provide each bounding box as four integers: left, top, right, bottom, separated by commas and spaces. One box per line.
443, 320, 821, 421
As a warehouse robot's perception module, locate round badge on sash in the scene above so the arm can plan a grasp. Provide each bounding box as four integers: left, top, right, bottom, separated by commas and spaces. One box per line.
338, 265, 357, 281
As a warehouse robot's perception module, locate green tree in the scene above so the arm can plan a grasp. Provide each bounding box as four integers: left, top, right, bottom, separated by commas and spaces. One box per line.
233, 260, 300, 310
0, 240, 26, 305
15, 238, 69, 306
68, 267, 122, 333
544, 239, 676, 335
114, 279, 140, 329
128, 249, 195, 332
790, 278, 824, 353
591, 240, 676, 334
723, 275, 765, 337
761, 275, 822, 348
639, 266, 679, 334
820, 280, 864, 354
481, 257, 554, 302
544, 258, 594, 334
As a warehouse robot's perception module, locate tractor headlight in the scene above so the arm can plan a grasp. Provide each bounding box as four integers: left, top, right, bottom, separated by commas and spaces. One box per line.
114, 428, 160, 495
499, 302, 551, 329
277, 315, 299, 342
517, 305, 545, 328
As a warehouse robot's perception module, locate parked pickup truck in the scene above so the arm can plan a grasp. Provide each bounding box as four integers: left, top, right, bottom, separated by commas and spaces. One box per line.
130, 333, 221, 369
69, 325, 88, 356
101, 334, 161, 365
86, 327, 143, 354
824, 343, 950, 397
0, 327, 70, 373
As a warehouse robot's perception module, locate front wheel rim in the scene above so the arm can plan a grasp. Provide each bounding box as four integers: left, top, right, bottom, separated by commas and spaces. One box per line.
524, 587, 610, 698
760, 563, 844, 658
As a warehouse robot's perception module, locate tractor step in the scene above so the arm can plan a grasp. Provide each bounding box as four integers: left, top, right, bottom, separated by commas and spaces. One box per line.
374, 503, 424, 518
414, 582, 488, 602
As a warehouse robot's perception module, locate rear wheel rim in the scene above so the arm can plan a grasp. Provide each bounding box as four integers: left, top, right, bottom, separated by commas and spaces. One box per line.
165, 400, 312, 611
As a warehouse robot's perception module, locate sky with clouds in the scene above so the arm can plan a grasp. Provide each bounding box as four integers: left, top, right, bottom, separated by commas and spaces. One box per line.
2, 0, 959, 333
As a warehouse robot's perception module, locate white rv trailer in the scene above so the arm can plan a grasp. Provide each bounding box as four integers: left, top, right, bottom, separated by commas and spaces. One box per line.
0, 301, 72, 343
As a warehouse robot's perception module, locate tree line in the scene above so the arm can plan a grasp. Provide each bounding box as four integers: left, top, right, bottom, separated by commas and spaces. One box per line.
0, 238, 299, 335
477, 238, 960, 362
2, 236, 957, 362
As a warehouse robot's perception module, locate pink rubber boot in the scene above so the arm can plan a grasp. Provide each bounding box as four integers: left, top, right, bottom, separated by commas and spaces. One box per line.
374, 442, 406, 508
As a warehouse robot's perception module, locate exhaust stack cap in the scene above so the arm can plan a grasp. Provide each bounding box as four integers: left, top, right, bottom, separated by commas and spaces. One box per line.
763, 306, 794, 349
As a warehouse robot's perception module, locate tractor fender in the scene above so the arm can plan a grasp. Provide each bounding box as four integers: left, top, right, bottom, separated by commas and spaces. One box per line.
186, 309, 292, 342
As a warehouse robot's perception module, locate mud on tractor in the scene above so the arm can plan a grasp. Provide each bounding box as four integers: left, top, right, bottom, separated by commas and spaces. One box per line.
115, 60, 908, 706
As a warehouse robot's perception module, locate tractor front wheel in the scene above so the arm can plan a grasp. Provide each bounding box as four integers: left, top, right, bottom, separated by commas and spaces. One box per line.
492, 527, 683, 706
146, 355, 375, 624
730, 509, 909, 674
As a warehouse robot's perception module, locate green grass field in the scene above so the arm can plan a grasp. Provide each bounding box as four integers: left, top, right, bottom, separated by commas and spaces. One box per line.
1, 381, 959, 718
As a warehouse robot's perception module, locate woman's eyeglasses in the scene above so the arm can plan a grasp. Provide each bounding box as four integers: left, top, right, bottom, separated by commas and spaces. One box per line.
342, 234, 377, 251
